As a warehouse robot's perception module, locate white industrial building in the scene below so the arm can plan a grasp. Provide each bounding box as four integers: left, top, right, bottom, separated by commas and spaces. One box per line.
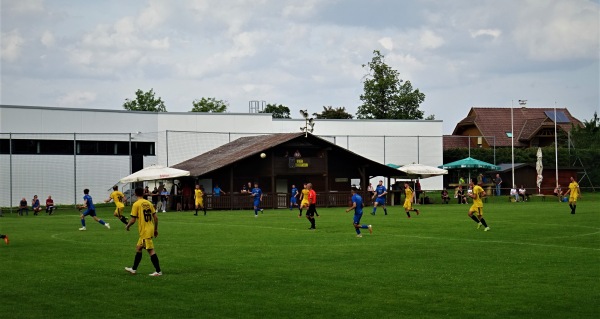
0, 105, 443, 206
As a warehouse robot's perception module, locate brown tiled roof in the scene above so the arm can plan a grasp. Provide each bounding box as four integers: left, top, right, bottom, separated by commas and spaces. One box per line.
443, 135, 470, 150
172, 133, 303, 176
172, 132, 406, 177
452, 107, 581, 147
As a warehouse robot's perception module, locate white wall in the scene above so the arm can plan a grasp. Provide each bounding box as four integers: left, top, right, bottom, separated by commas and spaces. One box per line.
0, 105, 445, 206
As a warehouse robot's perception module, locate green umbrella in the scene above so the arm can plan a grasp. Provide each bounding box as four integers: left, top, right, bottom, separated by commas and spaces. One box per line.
438, 157, 500, 170
439, 157, 500, 182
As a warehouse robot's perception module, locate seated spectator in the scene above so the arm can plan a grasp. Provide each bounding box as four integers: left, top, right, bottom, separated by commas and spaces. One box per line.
18, 197, 29, 216
294, 149, 302, 158
32, 195, 42, 215
518, 185, 528, 202
553, 184, 563, 202
241, 184, 248, 193
441, 188, 450, 204
510, 185, 519, 202
456, 186, 467, 204
45, 195, 55, 215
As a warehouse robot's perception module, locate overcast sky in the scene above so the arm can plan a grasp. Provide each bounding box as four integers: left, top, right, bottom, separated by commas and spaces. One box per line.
1, 0, 598, 133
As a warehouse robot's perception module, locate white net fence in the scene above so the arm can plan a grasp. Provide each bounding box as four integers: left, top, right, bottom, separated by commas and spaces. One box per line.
1, 131, 442, 209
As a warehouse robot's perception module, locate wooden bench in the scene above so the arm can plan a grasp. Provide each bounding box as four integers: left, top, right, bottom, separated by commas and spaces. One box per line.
531, 194, 546, 202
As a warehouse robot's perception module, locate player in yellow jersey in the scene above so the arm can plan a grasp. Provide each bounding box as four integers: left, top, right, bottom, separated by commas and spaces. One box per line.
467, 179, 490, 231
563, 176, 581, 215
125, 187, 162, 276
298, 183, 310, 217
105, 185, 128, 225
194, 184, 207, 216
403, 182, 420, 218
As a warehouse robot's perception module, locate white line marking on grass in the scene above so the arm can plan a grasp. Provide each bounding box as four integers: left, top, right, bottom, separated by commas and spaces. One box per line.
544, 231, 600, 239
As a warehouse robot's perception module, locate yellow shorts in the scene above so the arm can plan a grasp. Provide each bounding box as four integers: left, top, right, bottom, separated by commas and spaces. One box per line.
114, 206, 124, 216
195, 199, 204, 207
403, 199, 412, 210
137, 237, 155, 250
470, 205, 483, 216
569, 197, 577, 204
301, 200, 309, 207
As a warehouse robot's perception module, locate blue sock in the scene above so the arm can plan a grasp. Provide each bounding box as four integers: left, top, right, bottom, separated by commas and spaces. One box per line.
99, 220, 106, 225
372, 207, 376, 214
254, 209, 258, 215
81, 219, 86, 227
384, 208, 388, 214
361, 225, 369, 229
355, 228, 360, 234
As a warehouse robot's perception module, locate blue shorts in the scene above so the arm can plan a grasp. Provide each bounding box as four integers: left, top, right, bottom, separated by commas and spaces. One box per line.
353, 212, 363, 224
375, 198, 386, 206
253, 199, 260, 207
83, 208, 96, 217
290, 197, 297, 204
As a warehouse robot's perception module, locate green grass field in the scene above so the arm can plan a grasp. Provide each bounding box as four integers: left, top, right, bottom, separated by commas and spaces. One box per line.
1, 194, 599, 319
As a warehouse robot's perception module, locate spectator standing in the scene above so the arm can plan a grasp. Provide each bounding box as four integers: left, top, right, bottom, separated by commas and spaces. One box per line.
494, 174, 502, 196
45, 195, 55, 215
182, 184, 192, 210
32, 195, 42, 215
159, 188, 169, 213
415, 179, 422, 203
151, 187, 159, 209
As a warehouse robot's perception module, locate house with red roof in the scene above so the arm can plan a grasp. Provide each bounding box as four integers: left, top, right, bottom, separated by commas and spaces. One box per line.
444, 107, 582, 149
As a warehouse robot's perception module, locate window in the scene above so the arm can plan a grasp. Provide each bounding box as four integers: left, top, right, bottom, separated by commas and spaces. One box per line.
505, 132, 513, 138
0, 139, 154, 156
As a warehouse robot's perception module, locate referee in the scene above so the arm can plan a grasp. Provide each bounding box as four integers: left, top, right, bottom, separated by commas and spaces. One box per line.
306, 183, 317, 230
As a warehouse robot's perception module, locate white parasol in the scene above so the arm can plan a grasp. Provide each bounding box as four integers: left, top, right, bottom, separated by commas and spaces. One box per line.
536, 147, 543, 193
398, 163, 448, 179
119, 164, 190, 183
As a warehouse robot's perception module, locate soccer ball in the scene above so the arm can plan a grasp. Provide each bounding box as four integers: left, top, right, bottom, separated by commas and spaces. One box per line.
260, 153, 266, 159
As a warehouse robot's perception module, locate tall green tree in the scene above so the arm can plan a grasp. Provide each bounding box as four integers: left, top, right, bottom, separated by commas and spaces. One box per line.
191, 97, 228, 113
123, 89, 167, 112
357, 50, 427, 119
571, 111, 600, 149
313, 106, 353, 119
259, 103, 291, 118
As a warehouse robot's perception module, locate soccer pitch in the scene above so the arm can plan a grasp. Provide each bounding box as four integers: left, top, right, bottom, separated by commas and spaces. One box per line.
1, 195, 599, 319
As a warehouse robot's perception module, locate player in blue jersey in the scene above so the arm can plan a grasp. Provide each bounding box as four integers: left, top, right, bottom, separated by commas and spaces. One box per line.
251, 182, 263, 217
79, 189, 110, 231
371, 180, 388, 215
346, 187, 372, 238
289, 184, 299, 210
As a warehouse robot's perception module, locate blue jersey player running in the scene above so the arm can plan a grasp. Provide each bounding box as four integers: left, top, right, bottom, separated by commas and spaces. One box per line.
371, 180, 388, 215
289, 184, 299, 210
79, 188, 110, 231
346, 187, 372, 238
251, 183, 263, 217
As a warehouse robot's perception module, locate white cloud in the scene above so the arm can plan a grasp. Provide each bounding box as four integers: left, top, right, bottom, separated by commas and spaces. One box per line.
419, 29, 444, 49
379, 37, 394, 51
1, 30, 25, 62
470, 29, 501, 39
513, 0, 599, 61
41, 30, 55, 47
56, 91, 97, 107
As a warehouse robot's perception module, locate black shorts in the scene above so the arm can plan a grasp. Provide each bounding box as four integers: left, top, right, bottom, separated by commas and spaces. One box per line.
306, 204, 316, 217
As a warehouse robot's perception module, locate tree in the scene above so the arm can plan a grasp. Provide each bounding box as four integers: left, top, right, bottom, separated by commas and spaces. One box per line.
571, 111, 600, 149
259, 103, 291, 118
313, 106, 354, 119
191, 97, 228, 113
357, 50, 426, 120
123, 89, 167, 112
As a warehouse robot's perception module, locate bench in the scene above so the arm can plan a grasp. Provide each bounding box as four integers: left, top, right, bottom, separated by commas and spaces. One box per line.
531, 194, 546, 202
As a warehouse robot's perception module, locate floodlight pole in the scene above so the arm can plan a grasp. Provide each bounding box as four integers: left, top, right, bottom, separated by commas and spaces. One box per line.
554, 101, 558, 188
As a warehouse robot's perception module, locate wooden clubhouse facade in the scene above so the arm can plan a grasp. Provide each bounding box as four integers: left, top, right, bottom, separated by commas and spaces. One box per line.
172, 132, 406, 209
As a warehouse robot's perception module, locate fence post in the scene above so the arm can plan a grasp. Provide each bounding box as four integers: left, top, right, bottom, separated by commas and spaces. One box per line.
74, 133, 77, 205
9, 133, 13, 213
